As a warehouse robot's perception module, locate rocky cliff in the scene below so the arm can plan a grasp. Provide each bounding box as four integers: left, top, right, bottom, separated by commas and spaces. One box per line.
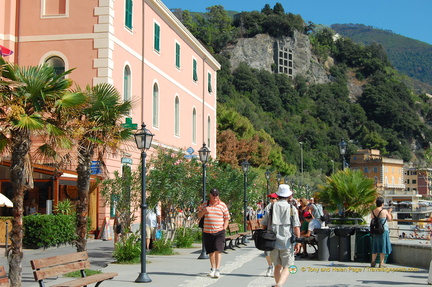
221, 31, 330, 85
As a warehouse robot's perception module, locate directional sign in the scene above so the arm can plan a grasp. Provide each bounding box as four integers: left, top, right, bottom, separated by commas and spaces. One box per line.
121, 157, 133, 165
122, 117, 138, 129
186, 147, 194, 154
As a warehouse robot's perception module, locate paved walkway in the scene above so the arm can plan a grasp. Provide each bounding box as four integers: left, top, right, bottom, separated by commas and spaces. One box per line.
0, 239, 428, 286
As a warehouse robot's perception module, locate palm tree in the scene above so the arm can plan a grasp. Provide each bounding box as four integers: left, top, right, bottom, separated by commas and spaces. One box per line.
0, 57, 86, 286
71, 83, 133, 252
319, 168, 377, 219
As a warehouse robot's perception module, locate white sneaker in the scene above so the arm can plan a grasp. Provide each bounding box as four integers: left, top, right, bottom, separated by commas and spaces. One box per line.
214, 269, 220, 278
207, 269, 215, 277
266, 266, 273, 277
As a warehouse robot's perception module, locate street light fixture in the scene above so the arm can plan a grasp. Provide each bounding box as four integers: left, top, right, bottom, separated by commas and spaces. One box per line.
241, 159, 250, 234
277, 172, 282, 186
338, 138, 347, 170
134, 123, 154, 283
198, 143, 211, 260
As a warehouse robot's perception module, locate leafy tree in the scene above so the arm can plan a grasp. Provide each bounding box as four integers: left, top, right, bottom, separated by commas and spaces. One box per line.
70, 83, 132, 252
273, 2, 285, 15
100, 167, 141, 234
0, 58, 86, 286
319, 169, 377, 219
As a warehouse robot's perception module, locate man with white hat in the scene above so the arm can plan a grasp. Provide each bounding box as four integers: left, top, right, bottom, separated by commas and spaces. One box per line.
261, 184, 301, 287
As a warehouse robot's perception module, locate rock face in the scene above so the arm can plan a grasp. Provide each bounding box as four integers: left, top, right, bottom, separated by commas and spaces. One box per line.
221, 31, 329, 84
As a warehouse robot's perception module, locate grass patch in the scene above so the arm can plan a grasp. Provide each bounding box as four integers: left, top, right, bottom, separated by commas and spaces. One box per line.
64, 269, 102, 277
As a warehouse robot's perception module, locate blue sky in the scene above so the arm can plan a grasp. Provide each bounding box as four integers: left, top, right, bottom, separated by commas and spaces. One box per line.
161, 0, 432, 45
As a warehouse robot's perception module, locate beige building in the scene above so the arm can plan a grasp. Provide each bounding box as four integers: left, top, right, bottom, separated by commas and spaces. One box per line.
349, 149, 417, 203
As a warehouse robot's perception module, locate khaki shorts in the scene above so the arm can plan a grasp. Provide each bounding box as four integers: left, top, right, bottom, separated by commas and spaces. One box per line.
270, 246, 295, 267
146, 226, 156, 239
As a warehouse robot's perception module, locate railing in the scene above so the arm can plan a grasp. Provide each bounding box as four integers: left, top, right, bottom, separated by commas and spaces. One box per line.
328, 218, 365, 225
389, 218, 431, 242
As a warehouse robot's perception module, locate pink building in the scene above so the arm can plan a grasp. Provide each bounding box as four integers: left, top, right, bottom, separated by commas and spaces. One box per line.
0, 0, 220, 233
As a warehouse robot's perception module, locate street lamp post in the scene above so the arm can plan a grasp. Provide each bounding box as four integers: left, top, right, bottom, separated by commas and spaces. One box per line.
198, 143, 211, 259
265, 170, 271, 201
338, 139, 347, 170
299, 141, 304, 179
277, 172, 282, 186
331, 160, 335, 174
134, 123, 154, 283
241, 160, 250, 234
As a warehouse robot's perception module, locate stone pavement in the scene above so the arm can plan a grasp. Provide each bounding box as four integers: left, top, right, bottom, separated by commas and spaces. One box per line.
0, 239, 428, 286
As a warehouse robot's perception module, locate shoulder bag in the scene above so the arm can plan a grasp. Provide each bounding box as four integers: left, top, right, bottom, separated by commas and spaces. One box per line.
253, 204, 277, 251
198, 200, 209, 228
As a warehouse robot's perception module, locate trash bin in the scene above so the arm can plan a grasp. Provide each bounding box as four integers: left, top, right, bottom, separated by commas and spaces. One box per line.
334, 226, 355, 262
355, 226, 371, 262
315, 227, 332, 261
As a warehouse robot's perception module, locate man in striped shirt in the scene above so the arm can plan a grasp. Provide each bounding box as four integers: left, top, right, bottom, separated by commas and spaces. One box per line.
198, 188, 230, 278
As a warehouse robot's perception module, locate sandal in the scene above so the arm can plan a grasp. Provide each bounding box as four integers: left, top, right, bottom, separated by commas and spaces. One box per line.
379, 264, 387, 268
371, 261, 376, 267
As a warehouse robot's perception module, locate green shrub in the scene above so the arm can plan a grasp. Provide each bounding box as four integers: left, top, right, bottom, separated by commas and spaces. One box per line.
149, 234, 176, 255
113, 232, 141, 263
174, 227, 195, 248
23, 214, 76, 248
54, 199, 75, 215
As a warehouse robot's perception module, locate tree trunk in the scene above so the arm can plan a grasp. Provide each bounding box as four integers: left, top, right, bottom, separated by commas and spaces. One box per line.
75, 143, 94, 252
9, 129, 31, 287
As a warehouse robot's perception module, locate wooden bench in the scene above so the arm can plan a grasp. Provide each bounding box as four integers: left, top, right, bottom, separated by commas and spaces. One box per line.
227, 223, 250, 248
0, 266, 9, 287
30, 251, 118, 287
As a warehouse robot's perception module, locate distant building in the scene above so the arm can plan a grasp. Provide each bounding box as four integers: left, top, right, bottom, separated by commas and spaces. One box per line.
349, 149, 417, 203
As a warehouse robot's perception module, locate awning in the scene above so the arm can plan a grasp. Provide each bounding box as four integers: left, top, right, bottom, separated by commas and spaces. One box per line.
0, 45, 13, 57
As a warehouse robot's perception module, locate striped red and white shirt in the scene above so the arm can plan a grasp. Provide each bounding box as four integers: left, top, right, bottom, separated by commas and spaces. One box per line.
199, 200, 230, 233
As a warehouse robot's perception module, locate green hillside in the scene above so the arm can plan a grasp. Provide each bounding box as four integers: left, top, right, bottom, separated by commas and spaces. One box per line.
171, 4, 432, 180
331, 24, 432, 93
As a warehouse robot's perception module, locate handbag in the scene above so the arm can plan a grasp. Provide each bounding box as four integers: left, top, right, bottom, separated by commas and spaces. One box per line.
253, 204, 276, 251
155, 229, 162, 240
198, 200, 210, 229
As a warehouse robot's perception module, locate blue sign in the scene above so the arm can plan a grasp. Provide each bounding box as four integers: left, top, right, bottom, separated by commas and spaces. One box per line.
184, 154, 197, 159
91, 161, 101, 174
186, 147, 194, 154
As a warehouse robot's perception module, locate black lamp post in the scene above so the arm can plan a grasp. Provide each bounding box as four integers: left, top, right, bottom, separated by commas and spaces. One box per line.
134, 123, 154, 283
338, 138, 347, 170
241, 160, 250, 234
299, 141, 304, 179
265, 170, 271, 201
277, 172, 282, 186
198, 143, 211, 259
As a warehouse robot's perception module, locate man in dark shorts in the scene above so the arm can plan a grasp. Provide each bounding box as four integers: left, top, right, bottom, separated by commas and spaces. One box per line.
198, 188, 230, 278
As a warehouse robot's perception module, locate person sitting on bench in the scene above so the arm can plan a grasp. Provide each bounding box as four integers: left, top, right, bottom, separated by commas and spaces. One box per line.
299, 211, 320, 258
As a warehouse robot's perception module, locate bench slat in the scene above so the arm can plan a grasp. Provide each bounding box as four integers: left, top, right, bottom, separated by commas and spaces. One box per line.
50, 272, 118, 287
31, 252, 88, 269
33, 261, 90, 281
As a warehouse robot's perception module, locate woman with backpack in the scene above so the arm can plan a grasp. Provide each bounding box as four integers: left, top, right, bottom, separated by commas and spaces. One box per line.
370, 197, 393, 268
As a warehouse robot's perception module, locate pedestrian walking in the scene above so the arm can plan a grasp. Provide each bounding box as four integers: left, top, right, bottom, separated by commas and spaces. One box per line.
262, 184, 301, 287
197, 188, 230, 278
371, 196, 393, 268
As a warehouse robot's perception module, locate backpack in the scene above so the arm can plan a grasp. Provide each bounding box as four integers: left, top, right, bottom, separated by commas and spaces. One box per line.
370, 209, 386, 234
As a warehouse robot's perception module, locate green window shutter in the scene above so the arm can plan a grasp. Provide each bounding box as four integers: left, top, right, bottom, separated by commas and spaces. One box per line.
208, 73, 212, 93
154, 23, 160, 52
175, 43, 180, 68
193, 59, 198, 81
125, 0, 133, 29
